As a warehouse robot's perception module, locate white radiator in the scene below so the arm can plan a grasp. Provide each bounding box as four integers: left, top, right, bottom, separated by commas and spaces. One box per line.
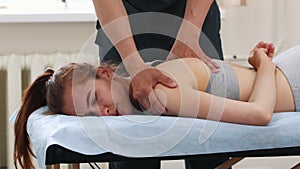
0, 53, 78, 169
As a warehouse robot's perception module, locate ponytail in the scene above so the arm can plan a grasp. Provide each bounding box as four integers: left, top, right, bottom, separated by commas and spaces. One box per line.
13, 63, 97, 169
14, 69, 54, 169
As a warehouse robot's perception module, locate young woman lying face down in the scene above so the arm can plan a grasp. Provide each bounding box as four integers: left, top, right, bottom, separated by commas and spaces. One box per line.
62, 42, 296, 124
14, 42, 299, 168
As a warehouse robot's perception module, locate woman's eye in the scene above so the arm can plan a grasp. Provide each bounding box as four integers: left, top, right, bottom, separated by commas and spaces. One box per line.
92, 92, 98, 105
87, 112, 97, 116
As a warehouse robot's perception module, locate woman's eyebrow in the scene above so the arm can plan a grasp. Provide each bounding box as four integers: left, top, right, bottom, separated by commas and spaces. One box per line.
86, 89, 92, 108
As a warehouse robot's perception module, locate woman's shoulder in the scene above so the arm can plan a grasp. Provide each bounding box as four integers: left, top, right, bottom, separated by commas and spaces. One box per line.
156, 58, 210, 90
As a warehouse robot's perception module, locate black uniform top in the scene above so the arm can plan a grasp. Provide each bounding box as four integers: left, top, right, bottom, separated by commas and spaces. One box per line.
95, 0, 223, 63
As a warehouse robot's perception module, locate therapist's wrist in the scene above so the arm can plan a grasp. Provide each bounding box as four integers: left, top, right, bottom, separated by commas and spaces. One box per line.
115, 37, 139, 58
177, 20, 201, 43
114, 38, 150, 76
122, 51, 149, 77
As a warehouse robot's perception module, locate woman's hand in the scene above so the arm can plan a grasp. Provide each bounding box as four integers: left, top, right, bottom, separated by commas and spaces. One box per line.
130, 67, 177, 114
251, 41, 275, 59
248, 48, 276, 70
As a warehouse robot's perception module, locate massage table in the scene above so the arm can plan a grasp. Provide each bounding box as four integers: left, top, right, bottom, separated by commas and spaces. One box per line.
11, 106, 300, 169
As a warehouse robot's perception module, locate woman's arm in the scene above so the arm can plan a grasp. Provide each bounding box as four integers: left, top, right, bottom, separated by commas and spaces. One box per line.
220, 48, 276, 125
156, 49, 277, 125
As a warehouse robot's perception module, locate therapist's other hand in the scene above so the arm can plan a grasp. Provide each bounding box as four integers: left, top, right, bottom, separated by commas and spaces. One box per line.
130, 67, 177, 114
167, 31, 220, 74
168, 40, 220, 73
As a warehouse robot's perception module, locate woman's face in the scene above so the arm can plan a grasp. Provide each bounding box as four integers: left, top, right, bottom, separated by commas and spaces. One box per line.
62, 67, 132, 116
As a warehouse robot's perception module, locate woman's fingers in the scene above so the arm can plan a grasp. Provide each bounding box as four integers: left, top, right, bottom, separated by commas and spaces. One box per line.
252, 41, 276, 59
254, 41, 266, 49
267, 43, 275, 58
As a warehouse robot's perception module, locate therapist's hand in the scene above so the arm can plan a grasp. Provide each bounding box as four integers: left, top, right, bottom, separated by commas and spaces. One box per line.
130, 67, 177, 114
167, 31, 220, 74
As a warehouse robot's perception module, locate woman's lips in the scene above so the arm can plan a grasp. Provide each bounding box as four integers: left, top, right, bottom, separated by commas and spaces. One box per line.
116, 108, 122, 116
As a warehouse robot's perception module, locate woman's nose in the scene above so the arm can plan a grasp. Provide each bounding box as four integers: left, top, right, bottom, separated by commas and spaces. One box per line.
100, 106, 111, 116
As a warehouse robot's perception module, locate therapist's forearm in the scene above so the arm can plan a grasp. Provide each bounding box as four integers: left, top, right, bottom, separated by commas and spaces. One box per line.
184, 0, 213, 29
92, 0, 145, 74
179, 0, 214, 36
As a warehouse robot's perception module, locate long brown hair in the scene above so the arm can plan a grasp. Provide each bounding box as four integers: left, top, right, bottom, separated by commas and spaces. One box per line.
14, 69, 54, 169
13, 63, 98, 169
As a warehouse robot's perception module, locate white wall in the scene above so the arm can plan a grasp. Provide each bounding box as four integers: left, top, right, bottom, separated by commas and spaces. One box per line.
282, 0, 300, 50
0, 22, 96, 55
220, 0, 300, 59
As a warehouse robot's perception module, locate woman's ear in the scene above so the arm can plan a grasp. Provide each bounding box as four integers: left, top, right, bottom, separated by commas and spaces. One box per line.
97, 66, 113, 80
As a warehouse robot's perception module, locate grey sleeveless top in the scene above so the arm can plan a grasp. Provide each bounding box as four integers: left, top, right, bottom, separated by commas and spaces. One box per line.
205, 60, 240, 100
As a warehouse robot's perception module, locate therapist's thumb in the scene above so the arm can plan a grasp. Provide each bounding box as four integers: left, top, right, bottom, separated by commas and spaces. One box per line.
157, 74, 177, 88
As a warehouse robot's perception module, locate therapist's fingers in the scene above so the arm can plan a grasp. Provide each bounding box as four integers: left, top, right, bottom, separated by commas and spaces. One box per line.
148, 91, 166, 115
149, 70, 176, 114
137, 88, 165, 114
156, 72, 177, 89
165, 51, 179, 61
170, 39, 220, 73
130, 68, 171, 114
195, 46, 220, 74
139, 96, 165, 115
148, 69, 176, 114
131, 78, 151, 111
202, 56, 220, 74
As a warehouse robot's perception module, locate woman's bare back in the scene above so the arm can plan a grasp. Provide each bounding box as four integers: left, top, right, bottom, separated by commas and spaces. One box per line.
157, 58, 295, 112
